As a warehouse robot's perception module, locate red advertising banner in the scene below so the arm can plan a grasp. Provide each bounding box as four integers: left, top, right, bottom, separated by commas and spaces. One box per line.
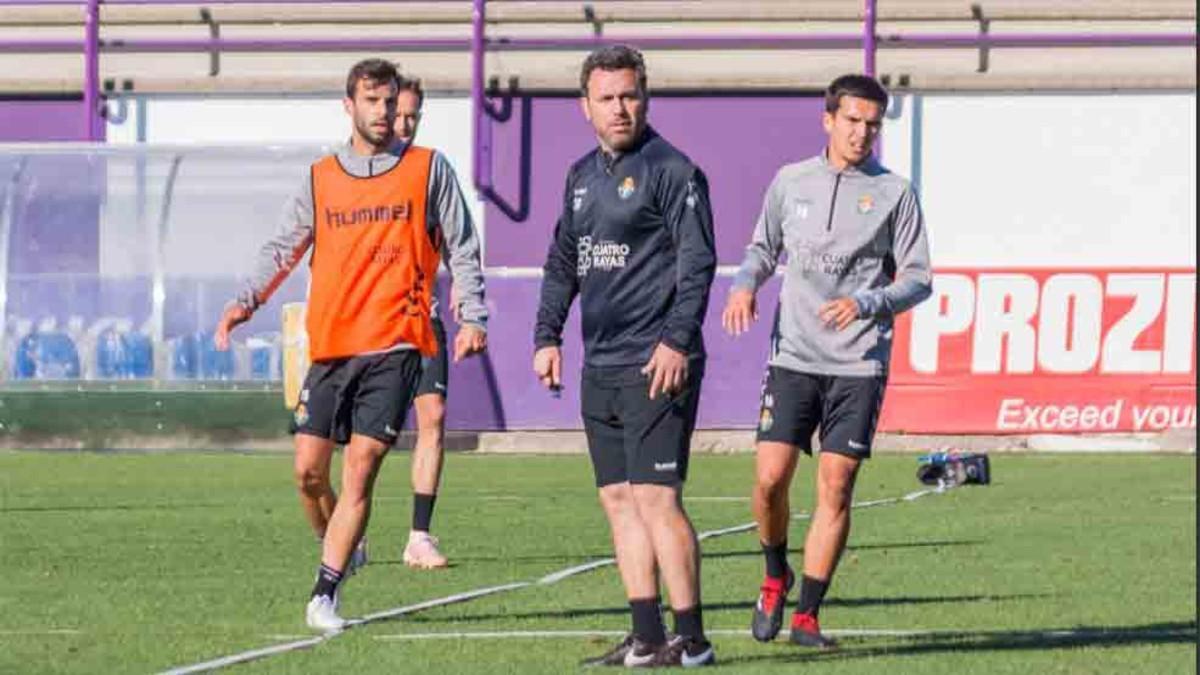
880, 269, 1196, 434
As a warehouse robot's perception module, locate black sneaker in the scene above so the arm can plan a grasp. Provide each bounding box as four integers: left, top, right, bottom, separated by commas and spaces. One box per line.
652, 634, 716, 668
581, 634, 639, 667
751, 568, 794, 642
789, 612, 838, 649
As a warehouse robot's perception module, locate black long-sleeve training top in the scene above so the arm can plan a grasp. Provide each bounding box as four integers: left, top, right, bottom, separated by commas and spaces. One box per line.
534, 127, 717, 368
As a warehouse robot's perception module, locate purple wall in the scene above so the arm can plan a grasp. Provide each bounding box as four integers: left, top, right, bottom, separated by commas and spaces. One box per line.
0, 99, 99, 142
484, 95, 826, 266
2, 93, 831, 432
2, 102, 104, 346
445, 94, 829, 430
6, 156, 102, 277
444, 274, 785, 430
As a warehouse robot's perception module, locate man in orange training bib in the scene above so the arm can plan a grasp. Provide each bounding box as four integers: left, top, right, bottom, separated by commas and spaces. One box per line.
214, 59, 487, 632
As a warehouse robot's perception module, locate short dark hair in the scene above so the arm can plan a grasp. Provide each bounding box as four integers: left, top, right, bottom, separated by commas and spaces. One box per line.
579, 45, 647, 96
396, 74, 425, 107
825, 74, 889, 114
345, 58, 399, 99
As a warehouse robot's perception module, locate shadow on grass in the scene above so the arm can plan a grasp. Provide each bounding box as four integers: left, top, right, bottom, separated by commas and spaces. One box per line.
720, 620, 1198, 666
402, 593, 1049, 624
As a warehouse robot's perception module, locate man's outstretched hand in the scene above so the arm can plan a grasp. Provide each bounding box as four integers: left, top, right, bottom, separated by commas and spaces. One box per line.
214, 304, 252, 351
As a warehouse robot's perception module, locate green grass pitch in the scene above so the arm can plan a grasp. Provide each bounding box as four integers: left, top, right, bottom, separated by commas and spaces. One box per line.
0, 451, 1194, 673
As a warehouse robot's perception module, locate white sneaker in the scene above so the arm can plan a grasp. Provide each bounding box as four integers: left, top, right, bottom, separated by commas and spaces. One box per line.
305, 595, 346, 633
347, 537, 369, 576
403, 530, 449, 569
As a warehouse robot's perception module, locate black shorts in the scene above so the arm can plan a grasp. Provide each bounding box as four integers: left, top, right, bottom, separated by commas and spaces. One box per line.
755, 366, 886, 459
581, 362, 704, 488
415, 316, 448, 399
291, 349, 423, 446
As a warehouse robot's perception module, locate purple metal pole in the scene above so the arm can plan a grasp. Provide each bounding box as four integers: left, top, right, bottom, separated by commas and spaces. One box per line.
471, 0, 488, 193
83, 0, 101, 140
864, 0, 877, 77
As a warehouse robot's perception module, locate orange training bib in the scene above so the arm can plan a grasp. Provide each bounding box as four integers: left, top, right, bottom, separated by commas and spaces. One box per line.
307, 146, 439, 360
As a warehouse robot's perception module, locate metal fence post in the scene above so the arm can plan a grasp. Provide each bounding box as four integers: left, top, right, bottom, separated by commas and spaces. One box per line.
84, 0, 102, 140
864, 0, 877, 77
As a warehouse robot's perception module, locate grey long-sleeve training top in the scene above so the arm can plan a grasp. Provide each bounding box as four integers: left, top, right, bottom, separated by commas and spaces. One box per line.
732, 153, 931, 377
232, 141, 487, 345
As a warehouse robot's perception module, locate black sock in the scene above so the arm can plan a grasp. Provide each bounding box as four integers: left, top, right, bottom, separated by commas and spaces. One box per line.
762, 540, 789, 579
796, 575, 829, 618
311, 563, 344, 600
673, 605, 705, 641
412, 493, 437, 532
629, 597, 667, 645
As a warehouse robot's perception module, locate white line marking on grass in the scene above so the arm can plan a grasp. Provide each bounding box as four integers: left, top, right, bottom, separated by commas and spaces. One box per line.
158, 583, 530, 674
537, 559, 616, 585
355, 581, 532, 624
160, 485, 952, 673
159, 636, 329, 675
697, 521, 757, 540
0, 629, 83, 636
685, 496, 749, 502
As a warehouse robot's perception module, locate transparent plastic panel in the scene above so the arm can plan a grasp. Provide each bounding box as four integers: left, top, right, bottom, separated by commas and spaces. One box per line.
0, 144, 328, 387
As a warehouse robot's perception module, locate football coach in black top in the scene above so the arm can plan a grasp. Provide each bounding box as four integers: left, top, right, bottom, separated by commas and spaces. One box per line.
533, 46, 717, 667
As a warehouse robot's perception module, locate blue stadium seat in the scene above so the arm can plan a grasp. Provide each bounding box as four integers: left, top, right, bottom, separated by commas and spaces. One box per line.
247, 334, 282, 380
11, 331, 81, 380
198, 330, 234, 379
126, 333, 154, 378
173, 331, 234, 380
96, 329, 153, 379
250, 345, 272, 380
171, 333, 198, 379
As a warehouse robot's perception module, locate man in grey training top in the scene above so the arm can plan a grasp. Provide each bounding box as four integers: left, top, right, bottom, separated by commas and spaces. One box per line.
722, 74, 931, 648
392, 74, 455, 570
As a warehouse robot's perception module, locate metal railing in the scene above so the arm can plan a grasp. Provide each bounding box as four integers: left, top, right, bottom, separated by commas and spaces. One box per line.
0, 143, 329, 384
